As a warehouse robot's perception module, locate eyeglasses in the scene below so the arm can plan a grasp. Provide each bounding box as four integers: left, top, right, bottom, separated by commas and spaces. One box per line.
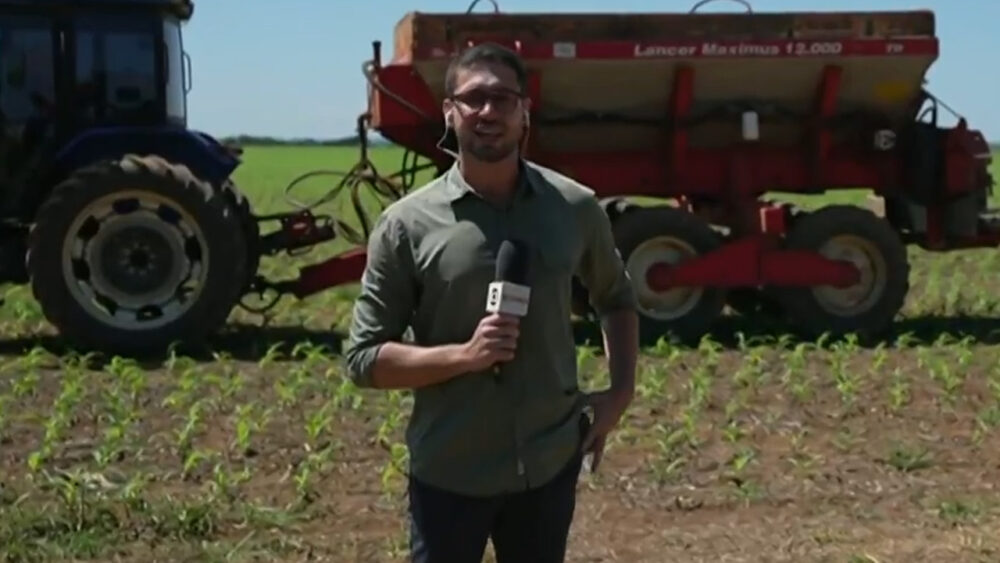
449, 87, 523, 114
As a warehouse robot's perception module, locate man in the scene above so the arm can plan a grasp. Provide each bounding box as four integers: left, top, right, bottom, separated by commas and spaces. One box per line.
344, 42, 639, 563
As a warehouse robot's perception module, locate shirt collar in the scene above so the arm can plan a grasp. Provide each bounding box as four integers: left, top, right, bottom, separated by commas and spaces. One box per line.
443, 159, 541, 202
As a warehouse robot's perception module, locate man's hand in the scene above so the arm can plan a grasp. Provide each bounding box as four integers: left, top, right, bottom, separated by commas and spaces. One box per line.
581, 387, 633, 473
460, 313, 520, 372
579, 307, 638, 473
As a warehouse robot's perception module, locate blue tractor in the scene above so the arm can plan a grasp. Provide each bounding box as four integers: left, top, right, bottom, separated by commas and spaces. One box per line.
0, 0, 265, 355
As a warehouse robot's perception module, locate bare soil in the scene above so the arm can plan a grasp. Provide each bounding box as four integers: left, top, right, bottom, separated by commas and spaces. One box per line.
3, 316, 1000, 562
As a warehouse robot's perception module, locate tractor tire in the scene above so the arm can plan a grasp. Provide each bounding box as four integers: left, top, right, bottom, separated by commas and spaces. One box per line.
26, 154, 249, 356
774, 204, 910, 340
613, 205, 726, 345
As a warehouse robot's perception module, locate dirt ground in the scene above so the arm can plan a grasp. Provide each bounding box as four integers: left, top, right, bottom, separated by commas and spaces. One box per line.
3, 315, 1000, 562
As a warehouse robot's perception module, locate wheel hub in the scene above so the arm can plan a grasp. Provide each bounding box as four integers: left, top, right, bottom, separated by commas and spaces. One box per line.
98, 225, 176, 296
812, 234, 887, 316
61, 190, 209, 330
625, 236, 703, 321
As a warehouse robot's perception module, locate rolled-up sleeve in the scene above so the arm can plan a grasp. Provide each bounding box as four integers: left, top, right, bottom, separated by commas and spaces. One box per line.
576, 196, 637, 315
344, 212, 417, 387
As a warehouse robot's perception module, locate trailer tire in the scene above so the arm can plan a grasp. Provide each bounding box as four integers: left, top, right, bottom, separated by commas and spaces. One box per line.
903, 122, 942, 206
598, 196, 637, 225
775, 205, 909, 340
726, 287, 783, 318
613, 206, 726, 345
26, 154, 249, 356
218, 178, 260, 292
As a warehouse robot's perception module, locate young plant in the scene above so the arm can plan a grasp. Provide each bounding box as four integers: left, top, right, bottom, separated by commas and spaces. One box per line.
232, 402, 271, 457
27, 366, 85, 473
886, 366, 910, 413
780, 342, 812, 403
829, 337, 860, 413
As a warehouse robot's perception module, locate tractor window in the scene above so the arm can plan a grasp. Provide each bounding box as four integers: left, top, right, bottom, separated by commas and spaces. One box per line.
73, 15, 160, 125
0, 15, 56, 184
163, 17, 185, 125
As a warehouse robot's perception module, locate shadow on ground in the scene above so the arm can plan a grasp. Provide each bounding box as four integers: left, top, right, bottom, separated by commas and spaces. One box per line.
0, 323, 347, 369
2, 314, 1000, 368
572, 313, 1000, 350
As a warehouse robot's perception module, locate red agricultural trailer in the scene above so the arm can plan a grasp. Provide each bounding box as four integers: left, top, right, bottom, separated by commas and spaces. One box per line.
267, 0, 993, 345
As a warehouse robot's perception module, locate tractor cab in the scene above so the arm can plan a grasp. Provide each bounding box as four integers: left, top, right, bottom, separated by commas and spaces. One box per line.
0, 0, 192, 189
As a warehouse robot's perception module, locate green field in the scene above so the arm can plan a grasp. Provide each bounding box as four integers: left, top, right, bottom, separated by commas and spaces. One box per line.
3, 145, 1000, 561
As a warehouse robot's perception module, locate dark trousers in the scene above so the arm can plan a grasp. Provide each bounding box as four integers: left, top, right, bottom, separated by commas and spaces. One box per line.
407, 417, 588, 563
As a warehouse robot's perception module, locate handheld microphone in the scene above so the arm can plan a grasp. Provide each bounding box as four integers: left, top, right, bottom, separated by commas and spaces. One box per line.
485, 240, 530, 379
486, 239, 530, 317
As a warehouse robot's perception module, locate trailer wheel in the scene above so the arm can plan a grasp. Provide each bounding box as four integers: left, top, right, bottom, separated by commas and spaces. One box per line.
218, 178, 260, 291
26, 154, 248, 356
726, 287, 783, 318
598, 196, 637, 225
613, 206, 726, 344
571, 198, 639, 320
775, 205, 909, 340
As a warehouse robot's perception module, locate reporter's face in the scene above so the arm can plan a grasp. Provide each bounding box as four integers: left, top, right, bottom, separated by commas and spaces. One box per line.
444, 62, 528, 163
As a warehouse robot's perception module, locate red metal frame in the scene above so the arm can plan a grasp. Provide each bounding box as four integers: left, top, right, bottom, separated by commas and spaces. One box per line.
412, 37, 940, 61
290, 248, 368, 299
281, 35, 994, 297
646, 234, 861, 289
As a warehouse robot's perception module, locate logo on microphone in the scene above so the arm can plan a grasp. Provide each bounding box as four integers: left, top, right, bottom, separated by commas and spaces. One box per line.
485, 281, 531, 316
487, 284, 501, 310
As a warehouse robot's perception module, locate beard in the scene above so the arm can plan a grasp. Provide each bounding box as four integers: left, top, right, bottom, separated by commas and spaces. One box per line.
456, 130, 519, 163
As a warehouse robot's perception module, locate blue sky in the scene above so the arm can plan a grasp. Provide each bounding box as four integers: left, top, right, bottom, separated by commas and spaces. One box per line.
181, 0, 999, 140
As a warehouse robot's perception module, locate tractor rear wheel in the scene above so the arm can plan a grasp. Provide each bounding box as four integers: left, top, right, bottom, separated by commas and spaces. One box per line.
27, 154, 249, 356
613, 206, 726, 345
774, 205, 909, 340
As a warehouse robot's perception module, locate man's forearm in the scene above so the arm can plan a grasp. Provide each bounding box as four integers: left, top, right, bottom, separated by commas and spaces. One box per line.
369, 341, 472, 390
600, 308, 639, 396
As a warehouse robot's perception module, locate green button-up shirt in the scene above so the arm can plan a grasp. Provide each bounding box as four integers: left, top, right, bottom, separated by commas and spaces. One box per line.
344, 159, 637, 497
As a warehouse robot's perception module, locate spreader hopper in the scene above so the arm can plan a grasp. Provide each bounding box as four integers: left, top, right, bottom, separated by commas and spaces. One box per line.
382, 8, 938, 153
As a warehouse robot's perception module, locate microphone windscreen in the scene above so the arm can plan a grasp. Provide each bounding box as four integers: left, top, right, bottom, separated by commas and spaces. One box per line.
495, 239, 528, 284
